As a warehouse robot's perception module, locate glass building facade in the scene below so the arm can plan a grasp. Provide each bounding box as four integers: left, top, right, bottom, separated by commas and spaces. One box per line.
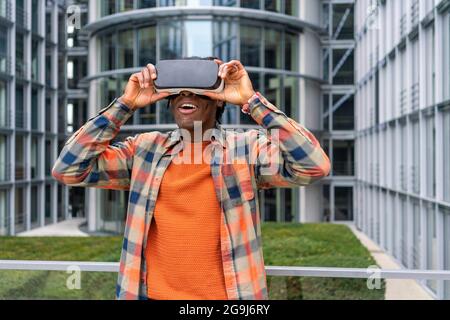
0, 0, 70, 235
354, 0, 450, 299
82, 0, 330, 233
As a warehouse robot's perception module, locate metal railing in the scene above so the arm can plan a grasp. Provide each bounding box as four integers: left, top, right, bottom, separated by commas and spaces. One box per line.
1, 260, 450, 281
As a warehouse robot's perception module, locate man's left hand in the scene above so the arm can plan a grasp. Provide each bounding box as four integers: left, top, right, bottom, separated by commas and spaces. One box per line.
202, 60, 256, 107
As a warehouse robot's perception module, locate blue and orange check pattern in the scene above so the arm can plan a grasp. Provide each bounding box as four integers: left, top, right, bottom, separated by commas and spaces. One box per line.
52, 92, 331, 300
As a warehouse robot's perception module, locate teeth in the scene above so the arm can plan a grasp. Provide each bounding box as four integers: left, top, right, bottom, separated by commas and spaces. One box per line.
181, 104, 197, 109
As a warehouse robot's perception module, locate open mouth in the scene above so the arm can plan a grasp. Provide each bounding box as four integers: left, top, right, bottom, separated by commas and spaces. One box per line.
178, 103, 198, 115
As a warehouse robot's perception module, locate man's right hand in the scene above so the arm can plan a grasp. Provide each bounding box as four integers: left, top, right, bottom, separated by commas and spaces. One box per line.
118, 63, 170, 110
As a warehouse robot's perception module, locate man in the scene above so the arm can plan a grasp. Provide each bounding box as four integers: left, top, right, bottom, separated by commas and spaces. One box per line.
52, 58, 331, 300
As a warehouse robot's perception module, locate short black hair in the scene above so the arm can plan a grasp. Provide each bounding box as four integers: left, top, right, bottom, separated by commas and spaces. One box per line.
167, 56, 226, 124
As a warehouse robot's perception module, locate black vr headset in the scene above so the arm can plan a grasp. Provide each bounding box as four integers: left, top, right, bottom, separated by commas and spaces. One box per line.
154, 59, 225, 96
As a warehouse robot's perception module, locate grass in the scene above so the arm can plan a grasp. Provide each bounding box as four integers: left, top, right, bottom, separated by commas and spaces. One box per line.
0, 223, 385, 300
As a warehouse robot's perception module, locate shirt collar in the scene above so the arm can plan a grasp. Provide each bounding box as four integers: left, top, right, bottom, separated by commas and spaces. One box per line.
164, 121, 227, 150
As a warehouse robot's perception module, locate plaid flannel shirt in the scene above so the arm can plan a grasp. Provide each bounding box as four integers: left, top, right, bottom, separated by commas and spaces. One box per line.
52, 92, 331, 300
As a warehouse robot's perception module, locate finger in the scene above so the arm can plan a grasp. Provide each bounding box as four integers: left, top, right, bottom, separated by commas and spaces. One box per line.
218, 63, 227, 77
135, 72, 144, 89
228, 60, 244, 70
147, 63, 157, 81
142, 67, 151, 88
214, 59, 224, 69
153, 91, 171, 101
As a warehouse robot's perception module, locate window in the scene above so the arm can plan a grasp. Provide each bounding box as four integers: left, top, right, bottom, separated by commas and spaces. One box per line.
15, 135, 25, 180
138, 26, 157, 66
45, 139, 52, 177
159, 21, 183, 59
264, 29, 282, 69
0, 135, 6, 181
332, 3, 354, 40
31, 136, 39, 179
100, 33, 116, 71
240, 25, 261, 67
57, 184, 65, 222
0, 25, 7, 74
284, 76, 299, 119
31, 186, 39, 227
411, 119, 420, 194
240, 0, 260, 10
0, 189, 8, 235
117, 29, 134, 69
444, 109, 450, 203
31, 88, 39, 130
31, 39, 39, 82
332, 48, 354, 85
400, 196, 408, 266
425, 115, 436, 197
16, 85, 24, 128
263, 189, 277, 221
426, 203, 437, 293
425, 25, 435, 106
45, 185, 52, 224
285, 32, 299, 71
332, 94, 354, 130
0, 80, 6, 127
333, 140, 354, 176
138, 0, 157, 8
334, 187, 353, 221
15, 187, 25, 233
31, 0, 39, 32
443, 206, 450, 299
412, 201, 421, 269
213, 20, 238, 62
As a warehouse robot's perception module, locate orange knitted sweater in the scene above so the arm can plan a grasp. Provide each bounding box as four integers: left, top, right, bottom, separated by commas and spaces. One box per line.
145, 140, 228, 300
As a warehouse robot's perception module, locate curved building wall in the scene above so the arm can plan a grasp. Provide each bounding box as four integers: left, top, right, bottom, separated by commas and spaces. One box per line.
85, 0, 325, 233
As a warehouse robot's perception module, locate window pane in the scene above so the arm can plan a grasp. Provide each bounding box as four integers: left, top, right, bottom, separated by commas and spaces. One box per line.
184, 21, 213, 57
31, 88, 39, 130
138, 0, 157, 8
426, 115, 436, 198
333, 140, 354, 176
332, 3, 354, 40
263, 73, 282, 109
264, 0, 282, 13
117, 29, 134, 69
284, 0, 298, 16
0, 190, 8, 235
213, 20, 237, 62
100, 33, 116, 71
240, 0, 260, 9
240, 25, 261, 67
285, 32, 299, 71
138, 26, 156, 66
0, 135, 6, 181
332, 48, 354, 85
31, 186, 39, 226
160, 21, 183, 59
264, 29, 282, 69
284, 76, 299, 119
31, 136, 39, 179
15, 188, 25, 233
444, 110, 450, 202
334, 187, 353, 221
0, 80, 6, 127
332, 94, 354, 130
15, 135, 25, 180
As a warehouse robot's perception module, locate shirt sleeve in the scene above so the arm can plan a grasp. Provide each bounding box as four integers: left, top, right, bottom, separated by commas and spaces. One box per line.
246, 92, 331, 189
51, 98, 138, 190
